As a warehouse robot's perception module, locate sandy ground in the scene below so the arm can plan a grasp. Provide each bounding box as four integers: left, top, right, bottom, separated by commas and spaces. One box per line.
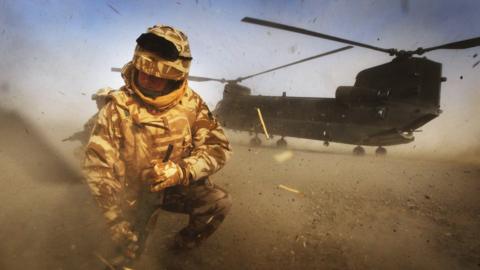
0, 110, 479, 270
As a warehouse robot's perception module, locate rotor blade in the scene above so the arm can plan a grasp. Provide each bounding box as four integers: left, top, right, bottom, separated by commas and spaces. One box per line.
242, 17, 392, 54
421, 36, 480, 53
112, 67, 226, 83
187, 75, 226, 83
238, 46, 353, 82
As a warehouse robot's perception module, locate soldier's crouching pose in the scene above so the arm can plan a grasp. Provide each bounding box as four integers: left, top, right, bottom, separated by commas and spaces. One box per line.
83, 25, 232, 268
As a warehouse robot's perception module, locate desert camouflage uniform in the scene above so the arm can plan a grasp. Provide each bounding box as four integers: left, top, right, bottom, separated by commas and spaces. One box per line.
63, 87, 114, 145
83, 25, 232, 262
63, 88, 114, 162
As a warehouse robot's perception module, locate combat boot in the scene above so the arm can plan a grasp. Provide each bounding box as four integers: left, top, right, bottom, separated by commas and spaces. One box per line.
172, 227, 205, 250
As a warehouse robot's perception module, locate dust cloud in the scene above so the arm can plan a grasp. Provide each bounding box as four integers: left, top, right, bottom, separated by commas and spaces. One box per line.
1, 1, 479, 269
1, 112, 479, 269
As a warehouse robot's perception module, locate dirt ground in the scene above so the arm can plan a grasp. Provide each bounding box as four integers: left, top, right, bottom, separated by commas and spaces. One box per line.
1, 111, 479, 270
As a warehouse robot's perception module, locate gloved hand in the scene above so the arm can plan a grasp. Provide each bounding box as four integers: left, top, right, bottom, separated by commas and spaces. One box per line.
109, 220, 139, 259
149, 160, 188, 192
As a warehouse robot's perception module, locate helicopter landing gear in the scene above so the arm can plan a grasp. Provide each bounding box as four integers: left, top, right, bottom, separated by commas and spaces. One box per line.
375, 146, 387, 156
353, 146, 365, 156
323, 141, 330, 147
249, 136, 262, 147
276, 137, 287, 148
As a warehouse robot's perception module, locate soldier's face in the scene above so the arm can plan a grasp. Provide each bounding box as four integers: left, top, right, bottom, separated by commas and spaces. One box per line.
136, 70, 168, 92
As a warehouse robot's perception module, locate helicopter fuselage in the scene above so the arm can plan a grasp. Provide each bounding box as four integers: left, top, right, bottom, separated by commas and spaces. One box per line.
214, 56, 443, 146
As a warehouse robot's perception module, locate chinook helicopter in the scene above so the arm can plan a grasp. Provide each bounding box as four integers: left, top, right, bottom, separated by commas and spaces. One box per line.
189, 17, 480, 155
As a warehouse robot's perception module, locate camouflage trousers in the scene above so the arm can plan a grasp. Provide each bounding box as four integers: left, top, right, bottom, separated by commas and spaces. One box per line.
160, 178, 231, 241
130, 178, 231, 254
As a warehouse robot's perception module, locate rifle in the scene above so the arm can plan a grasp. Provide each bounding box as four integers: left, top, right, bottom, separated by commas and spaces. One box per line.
96, 144, 173, 270
134, 144, 174, 255
98, 145, 174, 269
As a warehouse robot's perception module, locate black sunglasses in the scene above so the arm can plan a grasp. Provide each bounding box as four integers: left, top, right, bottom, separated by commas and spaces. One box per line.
136, 33, 192, 61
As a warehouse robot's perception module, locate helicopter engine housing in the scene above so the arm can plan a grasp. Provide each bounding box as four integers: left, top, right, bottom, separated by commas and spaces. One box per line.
224, 83, 252, 98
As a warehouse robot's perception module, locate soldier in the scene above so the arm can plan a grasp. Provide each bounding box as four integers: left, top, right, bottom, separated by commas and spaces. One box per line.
83, 25, 232, 268
63, 87, 113, 147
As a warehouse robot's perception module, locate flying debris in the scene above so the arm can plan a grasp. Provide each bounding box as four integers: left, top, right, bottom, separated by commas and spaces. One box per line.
106, 2, 121, 15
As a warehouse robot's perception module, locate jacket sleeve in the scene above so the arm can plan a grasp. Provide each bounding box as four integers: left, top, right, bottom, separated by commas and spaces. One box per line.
181, 98, 232, 181
83, 102, 125, 224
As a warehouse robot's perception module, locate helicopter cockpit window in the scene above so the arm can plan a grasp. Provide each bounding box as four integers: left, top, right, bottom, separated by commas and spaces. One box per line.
376, 89, 391, 99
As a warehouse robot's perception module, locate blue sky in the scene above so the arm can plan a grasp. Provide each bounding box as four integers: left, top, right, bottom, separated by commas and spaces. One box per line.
3, 0, 479, 93
1, 0, 479, 157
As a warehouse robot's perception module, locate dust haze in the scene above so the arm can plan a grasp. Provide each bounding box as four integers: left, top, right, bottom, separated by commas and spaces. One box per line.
0, 0, 479, 269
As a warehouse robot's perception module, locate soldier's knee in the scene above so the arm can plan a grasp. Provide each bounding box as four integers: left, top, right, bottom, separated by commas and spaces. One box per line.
210, 185, 231, 215
219, 191, 232, 214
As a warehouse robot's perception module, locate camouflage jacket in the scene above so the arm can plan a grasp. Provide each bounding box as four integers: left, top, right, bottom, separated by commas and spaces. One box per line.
83, 86, 232, 223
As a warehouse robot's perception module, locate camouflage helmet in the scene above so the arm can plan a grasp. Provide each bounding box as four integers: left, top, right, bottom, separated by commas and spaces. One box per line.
91, 87, 114, 109
133, 24, 192, 81
91, 87, 113, 101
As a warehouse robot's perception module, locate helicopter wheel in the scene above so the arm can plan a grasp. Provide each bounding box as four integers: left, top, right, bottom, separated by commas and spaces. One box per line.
353, 146, 366, 156
323, 141, 330, 147
375, 146, 387, 156
250, 136, 262, 147
276, 137, 287, 148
